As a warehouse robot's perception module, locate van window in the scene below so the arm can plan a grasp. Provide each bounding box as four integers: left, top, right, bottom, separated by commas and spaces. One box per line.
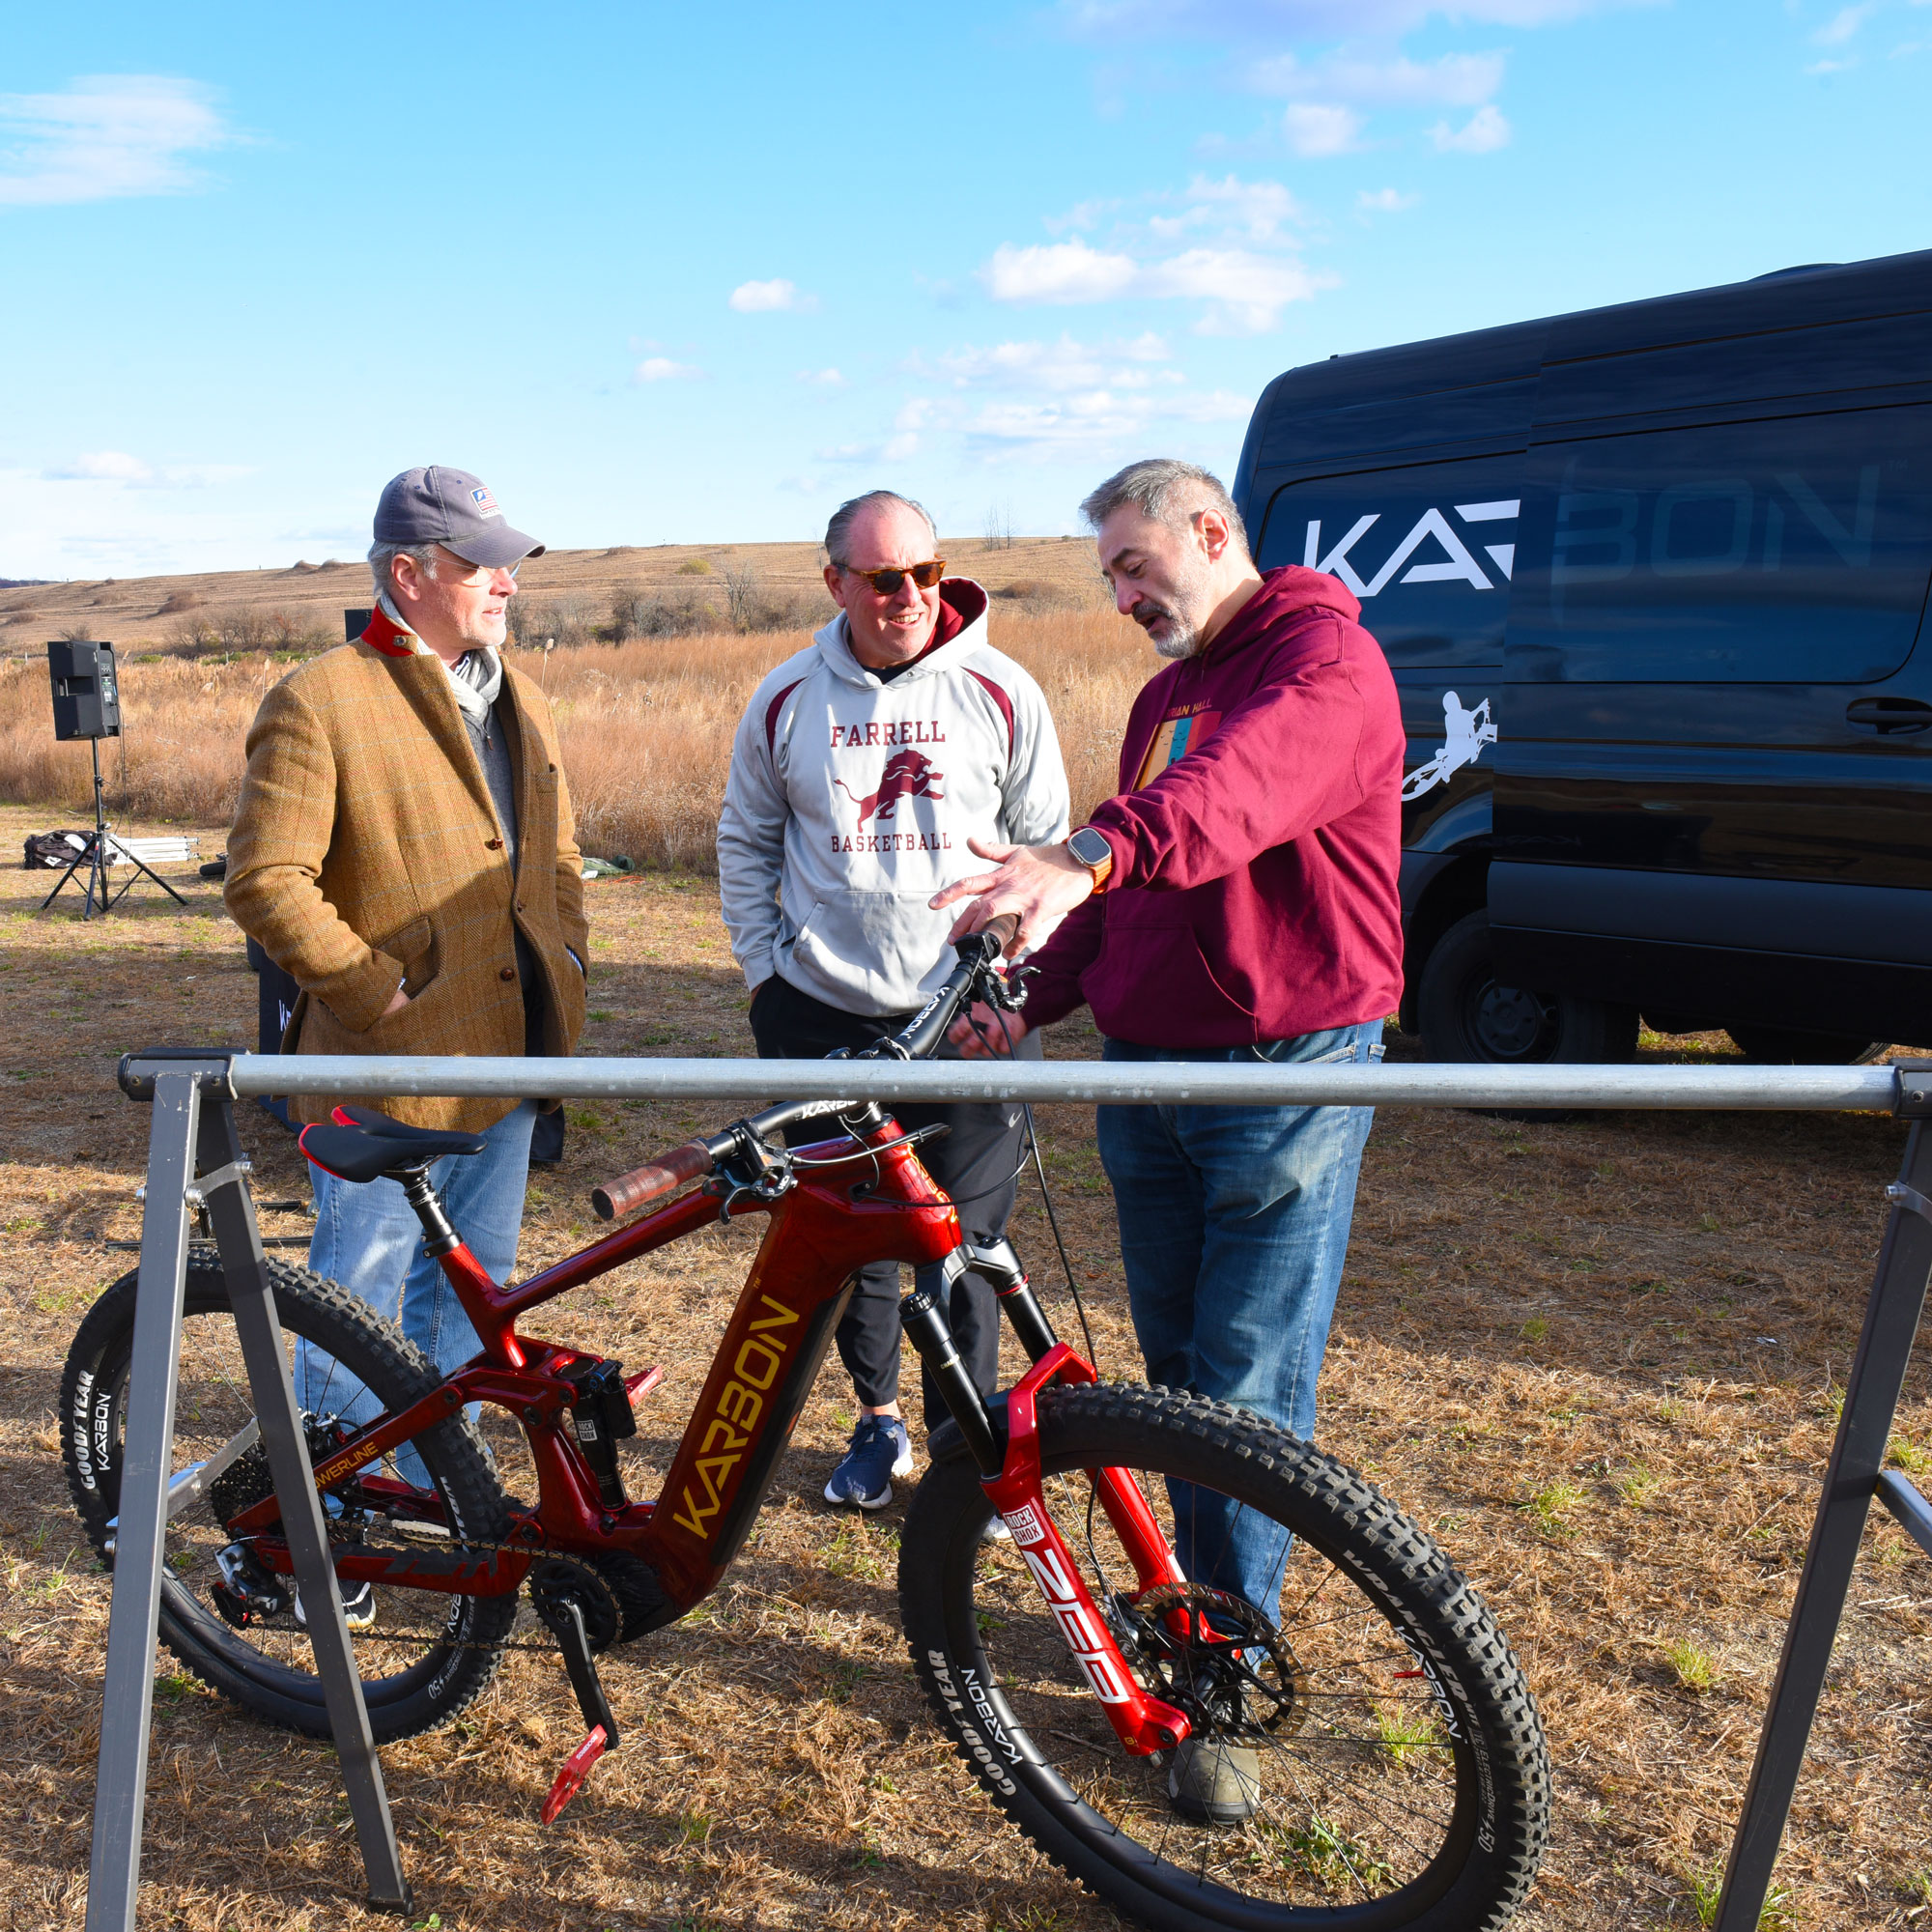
1509, 406, 1932, 682
1256, 456, 1522, 668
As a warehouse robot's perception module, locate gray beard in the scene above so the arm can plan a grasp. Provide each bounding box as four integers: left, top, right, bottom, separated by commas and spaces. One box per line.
1152, 619, 1203, 661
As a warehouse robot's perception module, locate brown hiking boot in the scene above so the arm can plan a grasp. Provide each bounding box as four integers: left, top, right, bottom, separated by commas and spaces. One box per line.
1167, 1735, 1261, 1825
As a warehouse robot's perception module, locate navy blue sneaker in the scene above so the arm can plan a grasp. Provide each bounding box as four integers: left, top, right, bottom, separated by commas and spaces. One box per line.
824, 1415, 914, 1510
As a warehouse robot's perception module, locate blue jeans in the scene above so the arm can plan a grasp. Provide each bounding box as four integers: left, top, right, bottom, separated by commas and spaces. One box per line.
1095, 1023, 1383, 1624
298, 1101, 536, 1482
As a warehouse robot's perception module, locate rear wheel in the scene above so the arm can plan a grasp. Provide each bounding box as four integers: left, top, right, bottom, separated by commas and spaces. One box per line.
900, 1383, 1549, 1931
61, 1247, 516, 1742
1418, 909, 1635, 1065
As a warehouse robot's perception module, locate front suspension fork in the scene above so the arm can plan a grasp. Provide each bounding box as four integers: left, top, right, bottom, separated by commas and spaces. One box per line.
901, 1268, 1193, 1757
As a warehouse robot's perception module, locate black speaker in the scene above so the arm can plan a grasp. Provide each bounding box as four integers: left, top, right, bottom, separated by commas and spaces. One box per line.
344, 608, 373, 641
47, 640, 122, 741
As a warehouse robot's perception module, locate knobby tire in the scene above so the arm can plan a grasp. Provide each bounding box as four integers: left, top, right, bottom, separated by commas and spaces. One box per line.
61, 1247, 516, 1743
899, 1382, 1549, 1932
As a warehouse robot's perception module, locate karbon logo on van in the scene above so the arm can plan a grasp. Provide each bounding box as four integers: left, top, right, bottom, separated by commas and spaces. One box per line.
1304, 500, 1519, 597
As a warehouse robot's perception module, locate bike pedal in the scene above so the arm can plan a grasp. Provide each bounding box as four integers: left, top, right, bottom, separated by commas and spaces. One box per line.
539, 1724, 609, 1825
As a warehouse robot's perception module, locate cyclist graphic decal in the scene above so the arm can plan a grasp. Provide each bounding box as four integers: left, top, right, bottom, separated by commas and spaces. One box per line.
1401, 690, 1497, 801
834, 748, 947, 828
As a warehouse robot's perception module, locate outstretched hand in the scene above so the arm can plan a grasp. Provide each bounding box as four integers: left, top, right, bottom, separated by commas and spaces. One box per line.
929, 836, 1095, 957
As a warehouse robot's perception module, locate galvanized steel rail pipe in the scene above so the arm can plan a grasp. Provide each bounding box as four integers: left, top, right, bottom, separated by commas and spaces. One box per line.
218, 1053, 1910, 1113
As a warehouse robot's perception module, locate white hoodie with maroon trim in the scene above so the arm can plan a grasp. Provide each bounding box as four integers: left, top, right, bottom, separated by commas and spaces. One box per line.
718, 579, 1069, 1016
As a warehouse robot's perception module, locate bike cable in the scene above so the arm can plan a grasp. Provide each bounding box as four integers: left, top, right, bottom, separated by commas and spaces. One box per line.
969, 999, 1100, 1375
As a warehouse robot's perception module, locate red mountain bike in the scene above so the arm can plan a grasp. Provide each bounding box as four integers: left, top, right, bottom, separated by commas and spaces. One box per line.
63, 925, 1549, 1931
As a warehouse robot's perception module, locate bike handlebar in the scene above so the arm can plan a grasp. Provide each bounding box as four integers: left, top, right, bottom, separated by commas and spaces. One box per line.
589, 912, 1021, 1221
589, 1138, 717, 1221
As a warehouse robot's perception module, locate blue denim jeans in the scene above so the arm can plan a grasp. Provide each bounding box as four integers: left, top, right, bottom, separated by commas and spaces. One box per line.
298, 1101, 536, 1481
1095, 1023, 1383, 1624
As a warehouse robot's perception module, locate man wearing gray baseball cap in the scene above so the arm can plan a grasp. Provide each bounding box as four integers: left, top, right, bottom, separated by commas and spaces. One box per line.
226, 468, 589, 1623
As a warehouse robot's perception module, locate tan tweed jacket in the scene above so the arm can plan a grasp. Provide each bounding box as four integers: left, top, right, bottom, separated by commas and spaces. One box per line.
225, 627, 588, 1131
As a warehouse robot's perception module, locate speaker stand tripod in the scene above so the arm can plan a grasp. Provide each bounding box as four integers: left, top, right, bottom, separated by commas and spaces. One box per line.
42, 739, 189, 920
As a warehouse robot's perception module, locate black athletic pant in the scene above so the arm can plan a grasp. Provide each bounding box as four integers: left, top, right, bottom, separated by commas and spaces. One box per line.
748, 972, 1040, 1431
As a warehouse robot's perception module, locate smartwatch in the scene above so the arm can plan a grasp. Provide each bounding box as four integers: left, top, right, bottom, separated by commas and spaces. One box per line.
1065, 826, 1115, 892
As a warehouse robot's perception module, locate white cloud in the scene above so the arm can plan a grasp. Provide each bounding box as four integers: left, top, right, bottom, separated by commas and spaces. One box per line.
1064, 1, 1611, 35
40, 450, 251, 490
728, 277, 815, 313
1140, 247, 1331, 332
1282, 101, 1362, 156
985, 215, 1327, 333
915, 332, 1178, 393
960, 384, 1252, 460
45, 450, 152, 483
797, 367, 847, 386
1815, 2, 1879, 43
1149, 173, 1300, 242
634, 356, 703, 382
1430, 104, 1511, 152
1357, 186, 1420, 212
984, 239, 1141, 303
1252, 49, 1506, 106
0, 76, 233, 208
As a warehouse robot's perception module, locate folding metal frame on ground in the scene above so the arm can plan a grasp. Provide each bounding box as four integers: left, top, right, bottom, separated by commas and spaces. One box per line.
87, 1048, 1932, 1932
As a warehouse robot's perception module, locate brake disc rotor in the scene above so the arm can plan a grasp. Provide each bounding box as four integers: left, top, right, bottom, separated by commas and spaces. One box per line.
1126, 1581, 1306, 1736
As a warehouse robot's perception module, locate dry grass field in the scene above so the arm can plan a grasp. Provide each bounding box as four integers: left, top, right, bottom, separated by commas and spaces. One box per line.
0, 562, 1129, 876
1, 559, 1930, 1929
1, 803, 1929, 1931
0, 533, 1106, 660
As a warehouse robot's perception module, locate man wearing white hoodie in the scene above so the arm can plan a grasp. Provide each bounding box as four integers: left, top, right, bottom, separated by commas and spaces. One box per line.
718, 490, 1069, 1508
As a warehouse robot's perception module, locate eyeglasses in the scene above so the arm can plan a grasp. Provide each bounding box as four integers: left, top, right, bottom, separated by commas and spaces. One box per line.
435, 547, 522, 586
840, 559, 946, 595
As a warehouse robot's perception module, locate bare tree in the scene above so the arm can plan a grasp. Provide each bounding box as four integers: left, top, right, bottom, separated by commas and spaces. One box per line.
983, 500, 1014, 551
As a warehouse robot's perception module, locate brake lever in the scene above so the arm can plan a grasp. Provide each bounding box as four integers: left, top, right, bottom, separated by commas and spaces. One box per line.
709, 1122, 796, 1223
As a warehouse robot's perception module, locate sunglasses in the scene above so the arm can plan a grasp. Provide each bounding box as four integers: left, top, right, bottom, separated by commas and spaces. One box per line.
436, 547, 522, 585
841, 558, 946, 595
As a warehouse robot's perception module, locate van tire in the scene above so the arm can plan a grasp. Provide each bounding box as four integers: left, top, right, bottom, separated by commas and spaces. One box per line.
1725, 1025, 1887, 1065
1419, 909, 1638, 1065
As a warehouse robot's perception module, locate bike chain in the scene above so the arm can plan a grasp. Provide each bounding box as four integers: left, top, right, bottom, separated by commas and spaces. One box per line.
259, 1517, 611, 1655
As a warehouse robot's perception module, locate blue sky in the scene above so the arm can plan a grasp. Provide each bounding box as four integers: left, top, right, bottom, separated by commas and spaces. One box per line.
2, 0, 1927, 577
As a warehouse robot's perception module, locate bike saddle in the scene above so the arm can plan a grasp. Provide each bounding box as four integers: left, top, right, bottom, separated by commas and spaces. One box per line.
298, 1104, 486, 1183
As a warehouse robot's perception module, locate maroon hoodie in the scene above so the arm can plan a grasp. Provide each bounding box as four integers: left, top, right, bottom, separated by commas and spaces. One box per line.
1021, 566, 1405, 1048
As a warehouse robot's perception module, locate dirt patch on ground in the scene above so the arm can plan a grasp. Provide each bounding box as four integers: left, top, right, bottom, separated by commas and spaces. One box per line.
1, 802, 1928, 1929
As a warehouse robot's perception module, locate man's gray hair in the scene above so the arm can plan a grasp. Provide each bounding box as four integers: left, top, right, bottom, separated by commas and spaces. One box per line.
367, 540, 440, 601
824, 490, 937, 570
1079, 459, 1250, 555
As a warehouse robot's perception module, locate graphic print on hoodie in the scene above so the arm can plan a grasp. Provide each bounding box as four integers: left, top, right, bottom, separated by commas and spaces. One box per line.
718, 579, 1071, 1017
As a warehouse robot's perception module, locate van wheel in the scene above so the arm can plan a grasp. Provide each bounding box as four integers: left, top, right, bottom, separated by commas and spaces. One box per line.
1725, 1026, 1887, 1065
1419, 910, 1637, 1065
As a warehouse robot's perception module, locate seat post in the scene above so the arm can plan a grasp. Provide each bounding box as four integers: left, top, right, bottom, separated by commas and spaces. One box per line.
397, 1166, 460, 1258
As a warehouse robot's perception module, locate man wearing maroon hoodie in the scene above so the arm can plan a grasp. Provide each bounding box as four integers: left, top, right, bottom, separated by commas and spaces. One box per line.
935, 457, 1404, 1823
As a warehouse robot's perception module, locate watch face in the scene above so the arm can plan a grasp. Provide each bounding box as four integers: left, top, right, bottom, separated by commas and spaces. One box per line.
1068, 829, 1110, 867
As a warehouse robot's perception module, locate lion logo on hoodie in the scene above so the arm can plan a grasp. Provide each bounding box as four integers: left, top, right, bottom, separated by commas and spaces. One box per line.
834, 750, 947, 829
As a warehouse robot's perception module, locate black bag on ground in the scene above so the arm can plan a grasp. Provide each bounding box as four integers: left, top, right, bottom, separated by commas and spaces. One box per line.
25, 831, 91, 869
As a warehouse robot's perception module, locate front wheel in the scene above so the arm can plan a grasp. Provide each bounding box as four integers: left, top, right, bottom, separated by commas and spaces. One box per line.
900, 1383, 1548, 1931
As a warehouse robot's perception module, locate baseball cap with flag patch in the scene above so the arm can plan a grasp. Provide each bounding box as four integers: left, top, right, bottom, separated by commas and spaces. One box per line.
374, 466, 545, 569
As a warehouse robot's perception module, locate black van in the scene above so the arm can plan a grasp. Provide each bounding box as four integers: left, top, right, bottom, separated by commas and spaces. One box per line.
1231, 248, 1932, 1065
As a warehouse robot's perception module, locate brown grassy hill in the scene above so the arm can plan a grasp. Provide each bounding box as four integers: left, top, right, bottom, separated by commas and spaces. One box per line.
0, 535, 1108, 659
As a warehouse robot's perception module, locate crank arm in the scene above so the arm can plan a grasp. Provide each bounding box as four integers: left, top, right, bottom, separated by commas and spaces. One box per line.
980, 1347, 1191, 1758
537, 1597, 619, 1824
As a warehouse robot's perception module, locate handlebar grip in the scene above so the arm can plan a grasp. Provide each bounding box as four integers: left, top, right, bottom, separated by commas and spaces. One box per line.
982, 911, 1021, 953
591, 1141, 715, 1222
